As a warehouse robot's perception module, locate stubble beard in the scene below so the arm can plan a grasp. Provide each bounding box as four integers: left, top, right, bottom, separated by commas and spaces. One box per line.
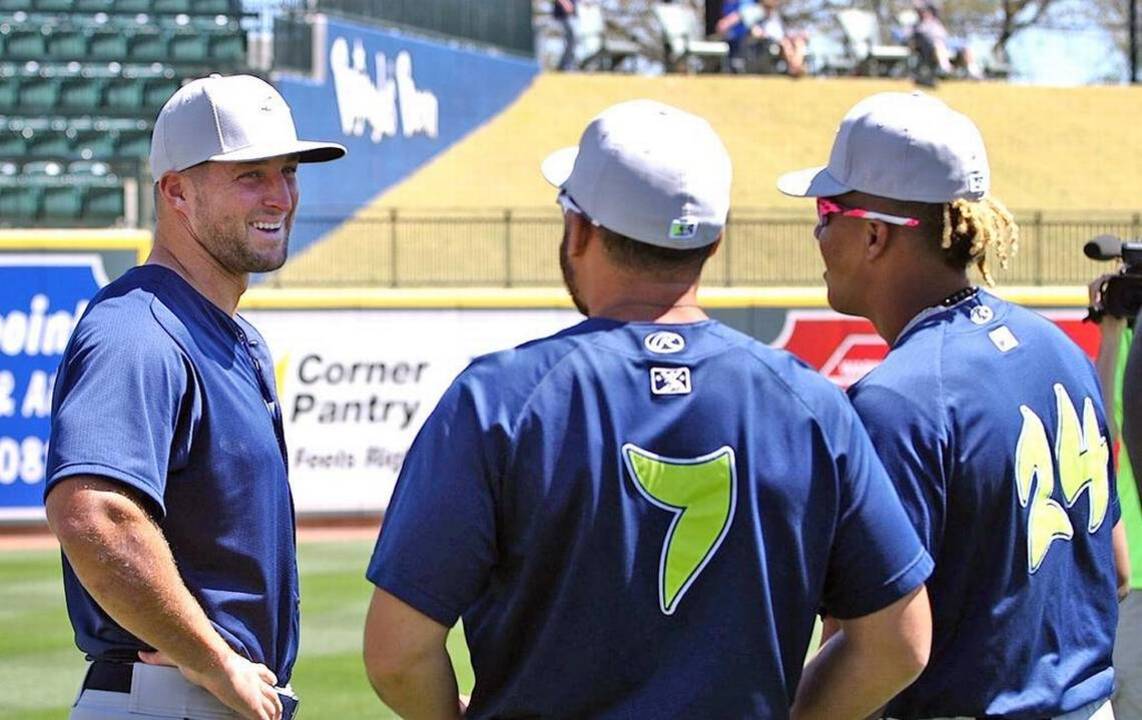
197, 207, 292, 275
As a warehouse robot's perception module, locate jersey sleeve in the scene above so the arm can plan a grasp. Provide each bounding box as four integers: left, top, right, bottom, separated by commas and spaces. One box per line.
848, 380, 948, 558
45, 300, 195, 516
820, 398, 934, 620
366, 374, 500, 627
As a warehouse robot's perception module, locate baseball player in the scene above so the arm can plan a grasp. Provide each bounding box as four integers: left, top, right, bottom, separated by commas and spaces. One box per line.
44, 75, 343, 720
362, 99, 934, 719
778, 91, 1125, 720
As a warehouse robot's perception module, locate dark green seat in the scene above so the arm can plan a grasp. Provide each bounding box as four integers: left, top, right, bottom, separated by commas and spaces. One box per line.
34, 0, 74, 11
114, 129, 150, 156
209, 32, 244, 62
103, 77, 146, 111
0, 0, 33, 11
0, 132, 28, 155
0, 77, 19, 109
46, 29, 88, 58
18, 78, 61, 109
0, 186, 40, 220
26, 132, 73, 157
85, 185, 125, 219
74, 130, 117, 158
60, 77, 105, 110
152, 0, 190, 12
41, 184, 85, 219
190, 0, 232, 13
129, 32, 169, 61
143, 79, 180, 107
5, 30, 48, 58
113, 0, 151, 12
168, 33, 208, 62
74, 0, 113, 10
89, 29, 128, 59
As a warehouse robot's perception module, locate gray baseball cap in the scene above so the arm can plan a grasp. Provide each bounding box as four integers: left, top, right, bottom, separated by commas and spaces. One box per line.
541, 99, 732, 250
149, 74, 346, 180
777, 91, 989, 203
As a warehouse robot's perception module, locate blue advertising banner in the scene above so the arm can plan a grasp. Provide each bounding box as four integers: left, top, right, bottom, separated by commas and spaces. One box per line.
0, 255, 107, 520
275, 17, 539, 255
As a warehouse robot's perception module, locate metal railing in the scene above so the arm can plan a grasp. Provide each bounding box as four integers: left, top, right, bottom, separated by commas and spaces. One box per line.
263, 210, 1142, 288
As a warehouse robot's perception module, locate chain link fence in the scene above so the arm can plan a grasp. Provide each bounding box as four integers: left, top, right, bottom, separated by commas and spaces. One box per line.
263, 210, 1142, 288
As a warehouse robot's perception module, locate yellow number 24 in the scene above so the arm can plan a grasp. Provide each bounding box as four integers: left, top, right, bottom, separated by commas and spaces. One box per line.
1014, 384, 1110, 573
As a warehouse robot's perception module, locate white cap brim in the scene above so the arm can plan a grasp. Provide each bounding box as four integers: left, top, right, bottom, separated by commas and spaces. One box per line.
206, 139, 346, 166
541, 146, 578, 187
776, 165, 851, 198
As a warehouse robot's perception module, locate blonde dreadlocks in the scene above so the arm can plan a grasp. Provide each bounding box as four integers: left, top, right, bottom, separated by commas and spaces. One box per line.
939, 197, 1020, 286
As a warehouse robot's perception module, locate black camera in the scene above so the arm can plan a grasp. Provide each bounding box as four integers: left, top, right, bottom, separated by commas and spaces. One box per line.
1086, 234, 1142, 324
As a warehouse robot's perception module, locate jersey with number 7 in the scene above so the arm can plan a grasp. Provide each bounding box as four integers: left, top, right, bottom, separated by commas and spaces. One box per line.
849, 289, 1120, 720
368, 317, 933, 719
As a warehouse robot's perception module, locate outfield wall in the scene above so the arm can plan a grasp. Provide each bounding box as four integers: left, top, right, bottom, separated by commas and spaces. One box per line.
0, 236, 1107, 520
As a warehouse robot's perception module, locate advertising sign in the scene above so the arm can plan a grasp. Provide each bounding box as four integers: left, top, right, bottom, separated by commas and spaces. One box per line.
0, 255, 107, 520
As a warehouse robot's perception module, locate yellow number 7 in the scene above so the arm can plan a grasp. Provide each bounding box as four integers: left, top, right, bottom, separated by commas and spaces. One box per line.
1014, 384, 1110, 573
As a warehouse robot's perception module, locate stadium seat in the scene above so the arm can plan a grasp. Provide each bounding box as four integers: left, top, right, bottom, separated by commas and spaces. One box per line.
0, 0, 33, 11
5, 29, 48, 58
60, 77, 105, 110
33, 0, 75, 11
18, 77, 62, 109
168, 33, 209, 62
85, 185, 125, 219
89, 29, 129, 59
114, 129, 150, 156
104, 77, 146, 111
113, 0, 152, 12
74, 0, 113, 11
0, 186, 41, 220
0, 133, 28, 155
41, 185, 85, 219
652, 3, 729, 73
143, 78, 180, 107
46, 30, 90, 60
209, 33, 245, 62
129, 32, 170, 62
26, 132, 73, 157
152, 0, 190, 12
189, 0, 233, 14
74, 130, 117, 158
0, 77, 19, 109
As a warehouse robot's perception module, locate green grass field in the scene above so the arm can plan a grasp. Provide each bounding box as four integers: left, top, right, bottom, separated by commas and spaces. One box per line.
0, 540, 473, 719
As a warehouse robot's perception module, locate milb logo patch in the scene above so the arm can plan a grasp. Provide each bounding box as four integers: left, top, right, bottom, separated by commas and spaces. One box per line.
651, 367, 691, 395
669, 217, 698, 240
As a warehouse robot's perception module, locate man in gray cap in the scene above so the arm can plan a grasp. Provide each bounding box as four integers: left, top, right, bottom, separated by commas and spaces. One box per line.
45, 74, 343, 720
362, 99, 933, 719
779, 91, 1126, 720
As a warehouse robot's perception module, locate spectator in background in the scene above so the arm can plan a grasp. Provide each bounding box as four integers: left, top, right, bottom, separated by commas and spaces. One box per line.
911, 1, 982, 82
554, 0, 578, 71
717, 0, 807, 76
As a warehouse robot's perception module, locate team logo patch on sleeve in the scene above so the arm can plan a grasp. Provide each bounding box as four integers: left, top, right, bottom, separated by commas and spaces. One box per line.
651, 367, 691, 395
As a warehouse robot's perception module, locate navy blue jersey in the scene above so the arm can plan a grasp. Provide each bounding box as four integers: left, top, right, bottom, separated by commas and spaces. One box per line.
46, 266, 299, 682
848, 290, 1120, 719
368, 317, 932, 720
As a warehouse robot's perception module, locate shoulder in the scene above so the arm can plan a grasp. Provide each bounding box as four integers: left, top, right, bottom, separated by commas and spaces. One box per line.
68, 268, 186, 363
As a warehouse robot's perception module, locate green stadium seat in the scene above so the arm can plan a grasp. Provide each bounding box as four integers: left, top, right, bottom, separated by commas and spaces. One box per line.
129, 32, 170, 62
143, 78, 180, 107
5, 29, 48, 58
34, 0, 75, 11
114, 129, 150, 156
89, 29, 128, 59
103, 77, 146, 111
0, 133, 28, 155
46, 30, 89, 59
18, 77, 61, 109
209, 33, 245, 62
74, 130, 117, 158
0, 77, 19, 109
74, 0, 113, 10
85, 185, 125, 219
113, 0, 151, 12
60, 77, 105, 110
189, 0, 232, 13
0, 0, 33, 11
26, 132, 73, 157
152, 0, 190, 12
0, 186, 41, 220
41, 185, 84, 219
168, 33, 208, 62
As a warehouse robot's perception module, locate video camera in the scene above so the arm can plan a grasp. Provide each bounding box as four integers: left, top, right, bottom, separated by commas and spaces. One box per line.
1086, 234, 1142, 324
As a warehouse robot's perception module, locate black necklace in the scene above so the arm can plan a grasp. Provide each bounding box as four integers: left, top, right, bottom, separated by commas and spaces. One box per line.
939, 286, 979, 307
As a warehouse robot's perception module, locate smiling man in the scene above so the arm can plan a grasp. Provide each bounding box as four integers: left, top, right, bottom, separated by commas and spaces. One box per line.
44, 74, 343, 720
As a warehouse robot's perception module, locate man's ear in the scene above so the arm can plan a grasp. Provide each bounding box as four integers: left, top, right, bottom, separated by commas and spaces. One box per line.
157, 172, 192, 215
865, 220, 893, 261
565, 212, 595, 258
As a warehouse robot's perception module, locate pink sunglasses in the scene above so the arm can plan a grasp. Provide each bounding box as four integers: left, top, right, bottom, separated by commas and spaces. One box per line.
816, 197, 921, 228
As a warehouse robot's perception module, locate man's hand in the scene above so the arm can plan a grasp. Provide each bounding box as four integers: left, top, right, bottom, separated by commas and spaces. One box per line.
140, 649, 283, 720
